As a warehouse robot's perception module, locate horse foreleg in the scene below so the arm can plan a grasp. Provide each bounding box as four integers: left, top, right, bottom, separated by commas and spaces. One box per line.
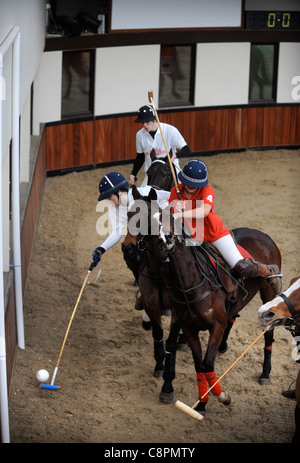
201, 324, 232, 409
152, 322, 165, 379
159, 322, 180, 404
259, 329, 274, 385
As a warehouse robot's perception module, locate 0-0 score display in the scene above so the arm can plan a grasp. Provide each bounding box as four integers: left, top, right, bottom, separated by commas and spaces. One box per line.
245, 11, 300, 30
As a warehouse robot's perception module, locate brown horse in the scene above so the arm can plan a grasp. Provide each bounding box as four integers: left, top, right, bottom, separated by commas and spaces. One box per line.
258, 277, 300, 443
122, 150, 181, 378
125, 186, 282, 417
146, 149, 176, 192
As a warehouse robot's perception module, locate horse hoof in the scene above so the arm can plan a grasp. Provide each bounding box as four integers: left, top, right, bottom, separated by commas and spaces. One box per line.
194, 402, 206, 417
142, 320, 152, 330
159, 391, 174, 404
217, 391, 231, 405
259, 376, 271, 386
153, 369, 163, 379
218, 342, 228, 354
177, 344, 187, 352
177, 334, 188, 351
162, 308, 171, 317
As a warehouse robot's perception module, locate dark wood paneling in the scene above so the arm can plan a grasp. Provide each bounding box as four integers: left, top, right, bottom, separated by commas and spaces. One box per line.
93, 115, 137, 164
45, 30, 300, 53
47, 120, 94, 170
46, 105, 300, 171
21, 130, 47, 290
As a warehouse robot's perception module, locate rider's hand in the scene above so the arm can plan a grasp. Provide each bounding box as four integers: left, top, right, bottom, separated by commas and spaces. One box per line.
129, 175, 137, 186
91, 247, 102, 266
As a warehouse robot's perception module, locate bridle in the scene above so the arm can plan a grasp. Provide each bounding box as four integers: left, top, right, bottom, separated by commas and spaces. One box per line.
279, 292, 300, 324
147, 159, 175, 191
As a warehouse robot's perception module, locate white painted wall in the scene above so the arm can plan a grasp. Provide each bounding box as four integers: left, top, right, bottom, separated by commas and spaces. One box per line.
111, 0, 242, 30
195, 43, 251, 107
94, 45, 160, 115
277, 43, 300, 103
20, 93, 31, 183
0, 0, 46, 270
0, 0, 45, 118
34, 40, 299, 127
2, 148, 10, 271
32, 51, 62, 135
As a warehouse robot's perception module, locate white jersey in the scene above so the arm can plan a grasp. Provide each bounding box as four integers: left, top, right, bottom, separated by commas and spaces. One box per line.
136, 122, 187, 172
99, 186, 171, 252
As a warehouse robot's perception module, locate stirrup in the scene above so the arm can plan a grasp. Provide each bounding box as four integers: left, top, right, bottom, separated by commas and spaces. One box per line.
264, 273, 283, 280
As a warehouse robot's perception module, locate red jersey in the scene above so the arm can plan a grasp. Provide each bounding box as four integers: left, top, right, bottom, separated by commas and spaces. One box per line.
168, 183, 229, 242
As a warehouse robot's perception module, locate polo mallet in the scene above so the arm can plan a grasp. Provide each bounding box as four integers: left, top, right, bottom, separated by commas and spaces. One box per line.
40, 262, 95, 390
175, 330, 266, 420
87, 267, 102, 287
148, 90, 181, 200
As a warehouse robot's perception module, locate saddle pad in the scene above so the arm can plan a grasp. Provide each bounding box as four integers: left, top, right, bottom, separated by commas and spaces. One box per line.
237, 244, 253, 260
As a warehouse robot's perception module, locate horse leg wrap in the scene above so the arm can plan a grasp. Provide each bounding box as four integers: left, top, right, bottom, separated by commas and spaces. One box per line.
197, 372, 209, 403
205, 371, 222, 396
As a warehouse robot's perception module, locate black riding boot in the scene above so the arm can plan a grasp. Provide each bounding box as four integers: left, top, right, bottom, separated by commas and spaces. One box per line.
231, 258, 282, 295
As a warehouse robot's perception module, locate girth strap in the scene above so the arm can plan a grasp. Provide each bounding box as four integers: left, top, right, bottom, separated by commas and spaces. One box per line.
170, 288, 213, 306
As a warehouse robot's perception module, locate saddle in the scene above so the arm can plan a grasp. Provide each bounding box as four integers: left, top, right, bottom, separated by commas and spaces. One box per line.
198, 238, 253, 294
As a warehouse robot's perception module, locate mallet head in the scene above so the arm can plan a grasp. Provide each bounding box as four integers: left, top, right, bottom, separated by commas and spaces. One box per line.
40, 384, 61, 390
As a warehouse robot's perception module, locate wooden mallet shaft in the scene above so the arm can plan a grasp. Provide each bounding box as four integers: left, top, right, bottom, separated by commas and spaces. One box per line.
175, 330, 266, 419
148, 91, 181, 199
40, 263, 94, 390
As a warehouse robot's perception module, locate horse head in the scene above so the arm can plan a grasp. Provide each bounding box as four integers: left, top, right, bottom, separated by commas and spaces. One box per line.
258, 277, 300, 330
127, 185, 175, 255
146, 149, 175, 191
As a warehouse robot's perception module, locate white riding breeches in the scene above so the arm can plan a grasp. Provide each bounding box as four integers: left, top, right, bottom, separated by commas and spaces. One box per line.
211, 233, 243, 268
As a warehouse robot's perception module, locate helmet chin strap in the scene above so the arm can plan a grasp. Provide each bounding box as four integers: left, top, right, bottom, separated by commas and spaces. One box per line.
117, 190, 128, 207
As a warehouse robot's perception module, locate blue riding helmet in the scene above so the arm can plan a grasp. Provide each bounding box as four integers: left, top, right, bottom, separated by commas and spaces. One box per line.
178, 159, 208, 188
135, 105, 156, 123
98, 172, 129, 201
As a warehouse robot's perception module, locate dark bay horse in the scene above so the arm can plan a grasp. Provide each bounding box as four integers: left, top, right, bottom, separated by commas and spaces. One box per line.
122, 150, 180, 379
125, 186, 282, 417
146, 149, 176, 192
258, 277, 300, 443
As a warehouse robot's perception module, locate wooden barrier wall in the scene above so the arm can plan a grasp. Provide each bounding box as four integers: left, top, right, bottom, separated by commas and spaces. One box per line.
46, 105, 300, 171
6, 129, 47, 388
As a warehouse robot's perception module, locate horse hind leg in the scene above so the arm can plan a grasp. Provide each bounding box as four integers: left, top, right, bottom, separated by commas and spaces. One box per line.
259, 282, 275, 385
218, 315, 239, 354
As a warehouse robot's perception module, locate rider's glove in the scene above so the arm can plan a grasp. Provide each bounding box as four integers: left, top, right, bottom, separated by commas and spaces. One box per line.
91, 247, 103, 266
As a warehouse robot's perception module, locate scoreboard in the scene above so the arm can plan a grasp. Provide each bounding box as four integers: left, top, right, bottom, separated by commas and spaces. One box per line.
245, 11, 300, 30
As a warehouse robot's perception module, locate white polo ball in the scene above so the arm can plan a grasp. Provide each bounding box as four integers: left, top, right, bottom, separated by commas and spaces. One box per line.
36, 369, 50, 383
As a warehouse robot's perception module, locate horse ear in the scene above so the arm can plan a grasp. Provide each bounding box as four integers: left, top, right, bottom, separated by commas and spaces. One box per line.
132, 184, 142, 200
169, 148, 173, 156
149, 187, 157, 201
150, 149, 157, 162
